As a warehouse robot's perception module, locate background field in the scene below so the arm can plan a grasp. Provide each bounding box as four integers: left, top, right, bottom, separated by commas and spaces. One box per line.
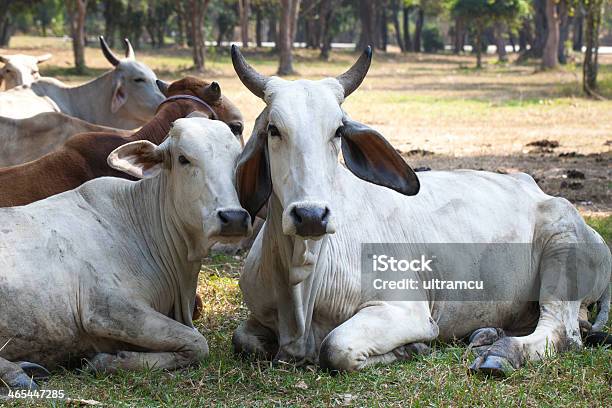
1, 36, 611, 406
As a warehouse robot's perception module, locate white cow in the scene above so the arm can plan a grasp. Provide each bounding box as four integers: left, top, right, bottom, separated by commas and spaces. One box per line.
0, 118, 251, 390
0, 37, 163, 129
230, 46, 611, 376
0, 53, 52, 89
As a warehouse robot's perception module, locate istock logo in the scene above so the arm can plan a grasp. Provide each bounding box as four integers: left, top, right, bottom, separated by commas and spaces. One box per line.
372, 254, 434, 272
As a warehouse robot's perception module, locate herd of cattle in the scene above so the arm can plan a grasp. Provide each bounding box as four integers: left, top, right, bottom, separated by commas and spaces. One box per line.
0, 37, 609, 391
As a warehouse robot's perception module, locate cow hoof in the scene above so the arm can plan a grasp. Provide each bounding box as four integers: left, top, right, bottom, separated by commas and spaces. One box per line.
393, 342, 431, 361
4, 372, 39, 390
468, 328, 505, 348
469, 355, 514, 378
17, 362, 50, 381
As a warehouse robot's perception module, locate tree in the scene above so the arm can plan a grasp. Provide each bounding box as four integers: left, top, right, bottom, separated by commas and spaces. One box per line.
66, 0, 88, 74
541, 0, 560, 69
188, 0, 211, 71
277, 0, 300, 75
0, 0, 41, 46
583, 0, 604, 96
238, 0, 250, 47
451, 0, 528, 68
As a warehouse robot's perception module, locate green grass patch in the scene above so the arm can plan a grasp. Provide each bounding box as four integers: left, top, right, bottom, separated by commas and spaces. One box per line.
586, 215, 612, 244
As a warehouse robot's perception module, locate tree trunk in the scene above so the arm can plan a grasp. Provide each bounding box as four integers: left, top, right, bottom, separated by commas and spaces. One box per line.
379, 3, 388, 52
494, 21, 508, 62
572, 5, 584, 51
390, 0, 403, 52
583, 0, 603, 96
413, 7, 424, 52
403, 6, 411, 52
532, 0, 547, 58
189, 0, 210, 72
542, 0, 560, 69
239, 0, 250, 48
278, 0, 300, 75
319, 0, 334, 59
268, 14, 277, 43
67, 0, 88, 74
358, 0, 378, 50
476, 26, 482, 69
255, 6, 263, 47
558, 0, 571, 64
175, 2, 186, 47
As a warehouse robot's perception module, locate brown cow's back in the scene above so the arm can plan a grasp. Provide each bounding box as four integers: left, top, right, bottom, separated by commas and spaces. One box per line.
0, 132, 130, 207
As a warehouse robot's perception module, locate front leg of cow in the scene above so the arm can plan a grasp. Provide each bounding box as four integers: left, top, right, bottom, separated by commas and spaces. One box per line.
83, 298, 209, 373
319, 301, 439, 372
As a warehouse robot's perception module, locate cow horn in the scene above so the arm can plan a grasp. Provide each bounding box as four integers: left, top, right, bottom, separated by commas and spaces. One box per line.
99, 36, 120, 66
336, 46, 372, 98
231, 45, 268, 99
124, 38, 135, 60
156, 79, 169, 95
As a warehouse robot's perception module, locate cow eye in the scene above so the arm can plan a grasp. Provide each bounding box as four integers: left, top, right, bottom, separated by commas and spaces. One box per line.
229, 122, 243, 136
335, 126, 344, 138
178, 155, 190, 165
268, 124, 281, 138
134, 78, 145, 83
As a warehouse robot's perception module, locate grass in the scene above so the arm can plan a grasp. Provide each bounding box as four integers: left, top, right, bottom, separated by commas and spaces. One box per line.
2, 217, 609, 407
0, 36, 610, 406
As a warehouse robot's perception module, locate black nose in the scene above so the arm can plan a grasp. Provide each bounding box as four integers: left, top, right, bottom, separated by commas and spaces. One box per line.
290, 206, 330, 237
218, 209, 250, 236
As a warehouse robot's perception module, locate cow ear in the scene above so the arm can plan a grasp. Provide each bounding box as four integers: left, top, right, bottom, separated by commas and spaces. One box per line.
0, 55, 7, 63
36, 53, 52, 63
108, 141, 164, 179
111, 77, 127, 113
201, 81, 222, 103
235, 110, 272, 221
340, 119, 420, 196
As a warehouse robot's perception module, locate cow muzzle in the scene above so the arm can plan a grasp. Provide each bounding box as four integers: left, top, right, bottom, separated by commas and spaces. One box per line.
217, 209, 251, 237
283, 201, 335, 238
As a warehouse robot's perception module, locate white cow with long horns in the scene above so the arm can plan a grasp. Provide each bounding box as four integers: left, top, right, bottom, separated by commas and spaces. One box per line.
229, 45, 611, 377
0, 37, 163, 129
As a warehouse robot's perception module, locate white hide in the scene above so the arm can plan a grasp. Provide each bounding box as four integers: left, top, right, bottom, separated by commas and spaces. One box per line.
0, 56, 163, 129
0, 118, 247, 379
235, 77, 611, 372
0, 53, 51, 90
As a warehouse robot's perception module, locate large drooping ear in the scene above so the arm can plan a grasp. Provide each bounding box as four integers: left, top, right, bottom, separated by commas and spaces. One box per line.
108, 140, 164, 179
235, 109, 272, 221
111, 76, 127, 113
36, 53, 52, 63
0, 55, 7, 63
340, 118, 420, 196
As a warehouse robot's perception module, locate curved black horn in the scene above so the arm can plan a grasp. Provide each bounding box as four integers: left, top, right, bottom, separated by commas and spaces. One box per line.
336, 46, 372, 97
231, 45, 268, 99
99, 36, 120, 66
124, 38, 135, 60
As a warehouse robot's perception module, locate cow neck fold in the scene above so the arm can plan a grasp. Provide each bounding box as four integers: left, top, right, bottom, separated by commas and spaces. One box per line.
264, 194, 325, 363
128, 101, 199, 145
110, 173, 201, 328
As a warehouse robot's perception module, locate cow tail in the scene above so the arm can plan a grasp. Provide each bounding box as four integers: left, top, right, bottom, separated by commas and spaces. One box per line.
592, 283, 610, 332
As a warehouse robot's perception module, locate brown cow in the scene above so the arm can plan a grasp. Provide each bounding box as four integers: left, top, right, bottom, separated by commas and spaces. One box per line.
0, 76, 244, 208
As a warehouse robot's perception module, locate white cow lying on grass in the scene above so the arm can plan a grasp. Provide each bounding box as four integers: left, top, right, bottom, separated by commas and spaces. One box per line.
230, 46, 611, 377
0, 37, 163, 129
0, 53, 52, 90
0, 118, 251, 390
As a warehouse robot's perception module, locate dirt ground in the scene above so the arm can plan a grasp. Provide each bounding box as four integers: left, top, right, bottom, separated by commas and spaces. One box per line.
2, 36, 611, 215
